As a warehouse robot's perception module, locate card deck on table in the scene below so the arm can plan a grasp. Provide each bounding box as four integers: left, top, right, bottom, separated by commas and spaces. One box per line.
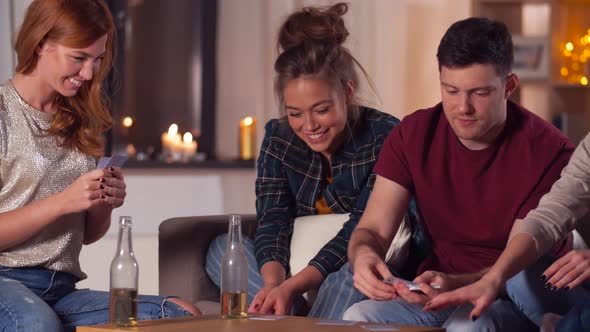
382, 276, 441, 291
96, 155, 128, 169
316, 319, 357, 326
249, 315, 288, 321
360, 325, 400, 331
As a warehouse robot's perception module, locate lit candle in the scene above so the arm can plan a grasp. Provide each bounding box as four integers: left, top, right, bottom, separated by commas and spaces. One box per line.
161, 124, 182, 158
181, 132, 198, 161
239, 117, 256, 160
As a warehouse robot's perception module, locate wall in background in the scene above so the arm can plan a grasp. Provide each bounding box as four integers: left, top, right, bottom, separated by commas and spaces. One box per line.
215, 0, 471, 159
0, 0, 471, 295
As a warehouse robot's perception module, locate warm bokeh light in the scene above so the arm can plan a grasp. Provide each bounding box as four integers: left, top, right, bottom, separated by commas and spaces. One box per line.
243, 117, 254, 126
566, 42, 574, 51
564, 50, 572, 57
122, 116, 133, 128
183, 132, 193, 144
560, 67, 569, 76
168, 123, 178, 136
582, 77, 589, 86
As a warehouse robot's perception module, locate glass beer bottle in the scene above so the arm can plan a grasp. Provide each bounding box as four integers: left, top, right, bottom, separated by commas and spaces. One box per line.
220, 214, 248, 318
109, 216, 139, 327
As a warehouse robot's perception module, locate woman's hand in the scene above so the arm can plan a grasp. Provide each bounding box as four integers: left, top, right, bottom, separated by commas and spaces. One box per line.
256, 283, 296, 315
61, 167, 126, 213
60, 168, 110, 213
99, 167, 126, 209
248, 286, 275, 313
423, 275, 503, 321
543, 249, 590, 291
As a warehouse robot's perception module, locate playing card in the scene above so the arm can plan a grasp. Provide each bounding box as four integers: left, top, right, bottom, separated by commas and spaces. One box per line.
316, 319, 357, 326
360, 325, 400, 331
107, 155, 129, 168
97, 155, 128, 169
382, 276, 441, 291
249, 315, 287, 321
96, 156, 111, 169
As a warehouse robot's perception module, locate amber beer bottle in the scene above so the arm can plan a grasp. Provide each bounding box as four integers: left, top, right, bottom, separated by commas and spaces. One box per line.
220, 214, 248, 318
109, 216, 139, 327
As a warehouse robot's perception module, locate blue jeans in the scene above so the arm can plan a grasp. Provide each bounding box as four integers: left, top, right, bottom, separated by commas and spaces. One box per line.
206, 234, 366, 318
556, 300, 590, 331
507, 256, 590, 327
343, 297, 535, 331
0, 266, 191, 332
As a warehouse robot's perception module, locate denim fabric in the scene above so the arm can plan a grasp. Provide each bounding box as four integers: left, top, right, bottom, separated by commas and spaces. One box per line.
556, 300, 590, 331
307, 262, 367, 319
343, 297, 535, 332
0, 266, 190, 332
507, 256, 590, 326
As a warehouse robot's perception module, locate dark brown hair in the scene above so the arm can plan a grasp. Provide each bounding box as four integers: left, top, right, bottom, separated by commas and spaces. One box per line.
274, 2, 375, 123
14, 0, 115, 157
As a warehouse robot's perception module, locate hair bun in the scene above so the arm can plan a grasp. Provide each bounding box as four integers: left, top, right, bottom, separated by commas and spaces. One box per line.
278, 2, 349, 52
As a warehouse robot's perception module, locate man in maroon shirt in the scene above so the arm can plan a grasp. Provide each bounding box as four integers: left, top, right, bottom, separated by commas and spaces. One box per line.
342, 17, 573, 331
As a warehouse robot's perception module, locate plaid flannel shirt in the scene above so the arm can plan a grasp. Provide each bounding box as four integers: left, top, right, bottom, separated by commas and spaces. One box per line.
254, 107, 400, 277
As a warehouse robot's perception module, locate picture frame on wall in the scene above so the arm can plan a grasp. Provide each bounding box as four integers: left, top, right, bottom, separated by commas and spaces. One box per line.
512, 35, 550, 81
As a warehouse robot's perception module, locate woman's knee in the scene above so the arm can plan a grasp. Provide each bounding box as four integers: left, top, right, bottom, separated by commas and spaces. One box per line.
0, 298, 62, 332
205, 234, 228, 275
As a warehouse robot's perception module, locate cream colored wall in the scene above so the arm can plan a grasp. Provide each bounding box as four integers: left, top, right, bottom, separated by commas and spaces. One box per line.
215, 0, 471, 159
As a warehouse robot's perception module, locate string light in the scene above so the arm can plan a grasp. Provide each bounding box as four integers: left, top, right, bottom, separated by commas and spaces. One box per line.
561, 29, 590, 85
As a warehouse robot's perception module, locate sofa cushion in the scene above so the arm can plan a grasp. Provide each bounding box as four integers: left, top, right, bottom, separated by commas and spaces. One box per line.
289, 213, 411, 276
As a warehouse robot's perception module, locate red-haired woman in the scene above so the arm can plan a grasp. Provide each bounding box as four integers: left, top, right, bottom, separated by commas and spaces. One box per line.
0, 1, 199, 331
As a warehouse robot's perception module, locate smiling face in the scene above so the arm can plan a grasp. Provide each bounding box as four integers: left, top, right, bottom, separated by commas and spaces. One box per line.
283, 77, 350, 159
440, 63, 517, 150
35, 34, 107, 98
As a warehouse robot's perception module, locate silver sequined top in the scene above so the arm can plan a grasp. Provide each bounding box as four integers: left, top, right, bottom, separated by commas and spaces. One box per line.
0, 81, 95, 280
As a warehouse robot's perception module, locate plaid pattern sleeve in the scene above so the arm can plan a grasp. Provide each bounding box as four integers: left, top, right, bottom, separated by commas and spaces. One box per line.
254, 108, 399, 277
254, 119, 297, 273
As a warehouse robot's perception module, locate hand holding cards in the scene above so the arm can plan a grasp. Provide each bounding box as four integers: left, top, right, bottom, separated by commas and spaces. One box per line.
383, 276, 441, 292
97, 155, 128, 169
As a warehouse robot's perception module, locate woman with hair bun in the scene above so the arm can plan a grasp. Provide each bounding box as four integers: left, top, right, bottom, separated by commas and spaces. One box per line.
207, 2, 413, 318
0, 1, 199, 331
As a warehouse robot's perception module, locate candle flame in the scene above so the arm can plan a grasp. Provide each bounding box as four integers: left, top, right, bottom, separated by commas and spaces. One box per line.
168, 124, 178, 136
243, 117, 254, 126
183, 132, 193, 143
122, 116, 133, 128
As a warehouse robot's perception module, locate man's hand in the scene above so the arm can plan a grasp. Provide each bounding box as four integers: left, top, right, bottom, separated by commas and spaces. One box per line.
352, 250, 398, 301
394, 270, 463, 305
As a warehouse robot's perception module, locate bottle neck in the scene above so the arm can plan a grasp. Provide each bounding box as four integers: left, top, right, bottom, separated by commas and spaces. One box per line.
117, 224, 134, 256
227, 216, 242, 250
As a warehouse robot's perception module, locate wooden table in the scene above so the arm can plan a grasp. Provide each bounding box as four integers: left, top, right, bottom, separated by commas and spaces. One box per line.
76, 315, 445, 332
